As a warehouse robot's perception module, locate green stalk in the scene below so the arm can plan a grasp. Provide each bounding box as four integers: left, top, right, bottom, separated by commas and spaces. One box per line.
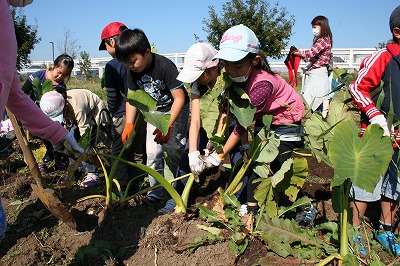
96, 153, 186, 212
339, 179, 351, 257
180, 173, 195, 212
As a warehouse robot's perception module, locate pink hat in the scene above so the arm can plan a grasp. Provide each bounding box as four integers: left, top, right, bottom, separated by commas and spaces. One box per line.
177, 42, 219, 83
99, 22, 126, 50
40, 91, 65, 124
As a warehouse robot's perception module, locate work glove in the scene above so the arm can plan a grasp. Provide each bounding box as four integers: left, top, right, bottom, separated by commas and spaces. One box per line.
199, 151, 223, 169
54, 131, 84, 154
188, 151, 204, 176
122, 123, 134, 144
9, 0, 33, 7
391, 129, 400, 149
369, 114, 390, 137
204, 133, 220, 156
153, 125, 172, 144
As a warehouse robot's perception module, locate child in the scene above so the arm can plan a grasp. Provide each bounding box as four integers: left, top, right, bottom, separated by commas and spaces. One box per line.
21, 54, 74, 103
199, 24, 304, 215
349, 4, 400, 256
115, 28, 190, 202
158, 42, 225, 213
21, 54, 74, 169
99, 22, 146, 190
0, 0, 82, 240
293, 16, 332, 115
40, 89, 108, 187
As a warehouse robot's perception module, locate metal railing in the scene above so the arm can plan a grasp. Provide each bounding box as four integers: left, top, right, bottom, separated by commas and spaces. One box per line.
20, 48, 378, 78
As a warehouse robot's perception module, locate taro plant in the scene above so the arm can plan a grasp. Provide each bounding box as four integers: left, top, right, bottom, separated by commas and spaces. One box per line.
31, 77, 53, 103
76, 89, 196, 213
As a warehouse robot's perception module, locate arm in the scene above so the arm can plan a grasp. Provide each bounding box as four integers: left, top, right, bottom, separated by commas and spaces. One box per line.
21, 78, 33, 95
299, 37, 331, 61
169, 86, 186, 126
125, 102, 138, 125
188, 94, 201, 153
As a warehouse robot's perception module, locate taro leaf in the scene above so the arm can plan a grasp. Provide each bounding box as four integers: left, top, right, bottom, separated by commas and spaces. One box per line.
198, 204, 225, 223
200, 72, 231, 138
125, 89, 157, 112
78, 127, 92, 151
329, 120, 393, 192
253, 163, 270, 179
342, 254, 359, 266
229, 237, 248, 256
255, 215, 327, 258
42, 79, 54, 94
278, 196, 312, 217
252, 130, 280, 164
142, 112, 170, 136
275, 158, 308, 202
253, 176, 279, 217
227, 85, 255, 129
222, 194, 241, 210
196, 224, 221, 235
271, 159, 292, 188
31, 77, 41, 89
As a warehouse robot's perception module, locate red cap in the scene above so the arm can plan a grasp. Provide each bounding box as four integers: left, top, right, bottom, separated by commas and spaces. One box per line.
99, 22, 126, 50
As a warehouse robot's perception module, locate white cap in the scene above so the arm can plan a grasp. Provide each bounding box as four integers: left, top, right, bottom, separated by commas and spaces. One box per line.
214, 24, 260, 62
177, 42, 219, 83
40, 91, 65, 124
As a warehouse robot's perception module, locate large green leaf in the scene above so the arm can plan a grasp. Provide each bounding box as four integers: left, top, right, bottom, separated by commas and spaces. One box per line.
227, 85, 256, 129
329, 120, 393, 192
126, 90, 157, 112
142, 112, 170, 136
42, 79, 54, 94
252, 129, 280, 164
200, 72, 231, 138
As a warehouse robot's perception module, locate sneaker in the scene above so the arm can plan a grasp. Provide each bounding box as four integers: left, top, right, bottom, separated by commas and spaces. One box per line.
146, 195, 164, 205
38, 162, 48, 174
375, 230, 400, 256
353, 234, 367, 256
239, 204, 248, 216
80, 173, 101, 188
157, 199, 176, 214
296, 203, 317, 228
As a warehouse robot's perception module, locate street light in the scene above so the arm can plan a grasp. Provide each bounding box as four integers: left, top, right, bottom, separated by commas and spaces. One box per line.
49, 41, 54, 62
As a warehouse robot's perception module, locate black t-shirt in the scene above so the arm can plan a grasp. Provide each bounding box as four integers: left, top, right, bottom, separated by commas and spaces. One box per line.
104, 58, 127, 118
126, 53, 189, 112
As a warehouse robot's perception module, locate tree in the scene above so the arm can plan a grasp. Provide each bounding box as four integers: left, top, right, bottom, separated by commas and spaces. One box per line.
77, 51, 91, 78
12, 8, 41, 70
57, 27, 80, 59
202, 0, 295, 59
376, 40, 393, 50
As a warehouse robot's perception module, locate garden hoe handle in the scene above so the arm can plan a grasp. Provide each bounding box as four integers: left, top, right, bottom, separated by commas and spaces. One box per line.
6, 108, 77, 229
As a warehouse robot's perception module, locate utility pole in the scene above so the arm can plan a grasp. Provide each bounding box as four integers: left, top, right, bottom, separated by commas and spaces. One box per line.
49, 41, 54, 62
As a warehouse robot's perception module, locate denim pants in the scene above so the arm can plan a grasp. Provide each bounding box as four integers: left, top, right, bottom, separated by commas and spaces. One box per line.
0, 197, 6, 240
147, 103, 189, 199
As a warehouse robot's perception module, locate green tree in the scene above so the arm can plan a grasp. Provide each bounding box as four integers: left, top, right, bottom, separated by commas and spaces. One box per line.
12, 8, 41, 70
376, 40, 393, 50
202, 0, 295, 59
77, 51, 92, 78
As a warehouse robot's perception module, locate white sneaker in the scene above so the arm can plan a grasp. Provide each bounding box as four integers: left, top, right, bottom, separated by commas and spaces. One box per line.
80, 173, 101, 187
239, 204, 248, 216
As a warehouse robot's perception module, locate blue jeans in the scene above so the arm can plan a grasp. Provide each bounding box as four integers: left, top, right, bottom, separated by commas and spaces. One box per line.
0, 197, 6, 240
147, 104, 189, 199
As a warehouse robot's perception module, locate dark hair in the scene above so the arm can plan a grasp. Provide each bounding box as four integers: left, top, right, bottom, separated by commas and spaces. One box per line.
115, 28, 151, 62
53, 86, 67, 100
311, 15, 333, 45
243, 51, 275, 75
51, 54, 74, 82
104, 25, 128, 46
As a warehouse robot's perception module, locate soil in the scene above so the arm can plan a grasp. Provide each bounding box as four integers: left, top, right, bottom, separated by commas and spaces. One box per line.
0, 139, 399, 266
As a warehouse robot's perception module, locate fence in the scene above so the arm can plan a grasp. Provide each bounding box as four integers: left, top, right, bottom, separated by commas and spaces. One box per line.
20, 48, 377, 78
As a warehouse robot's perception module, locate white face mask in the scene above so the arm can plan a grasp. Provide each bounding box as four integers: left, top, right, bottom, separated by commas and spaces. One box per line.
229, 66, 252, 83
312, 28, 320, 37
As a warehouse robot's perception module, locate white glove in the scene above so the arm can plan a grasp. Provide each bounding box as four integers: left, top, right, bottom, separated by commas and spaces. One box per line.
200, 151, 222, 168
370, 114, 390, 136
9, 0, 33, 7
204, 134, 220, 156
63, 131, 84, 153
188, 151, 204, 174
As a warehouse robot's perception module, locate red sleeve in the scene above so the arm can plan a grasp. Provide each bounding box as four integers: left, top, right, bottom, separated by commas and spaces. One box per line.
349, 48, 391, 119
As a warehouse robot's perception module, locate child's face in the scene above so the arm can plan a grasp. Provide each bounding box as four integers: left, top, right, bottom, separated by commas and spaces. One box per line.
48, 65, 70, 84
222, 59, 252, 79
124, 49, 151, 73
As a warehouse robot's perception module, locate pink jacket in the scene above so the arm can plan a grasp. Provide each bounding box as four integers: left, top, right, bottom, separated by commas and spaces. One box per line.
0, 0, 67, 144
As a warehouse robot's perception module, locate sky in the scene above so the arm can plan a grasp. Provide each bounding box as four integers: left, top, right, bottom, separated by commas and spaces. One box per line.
18, 0, 399, 62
